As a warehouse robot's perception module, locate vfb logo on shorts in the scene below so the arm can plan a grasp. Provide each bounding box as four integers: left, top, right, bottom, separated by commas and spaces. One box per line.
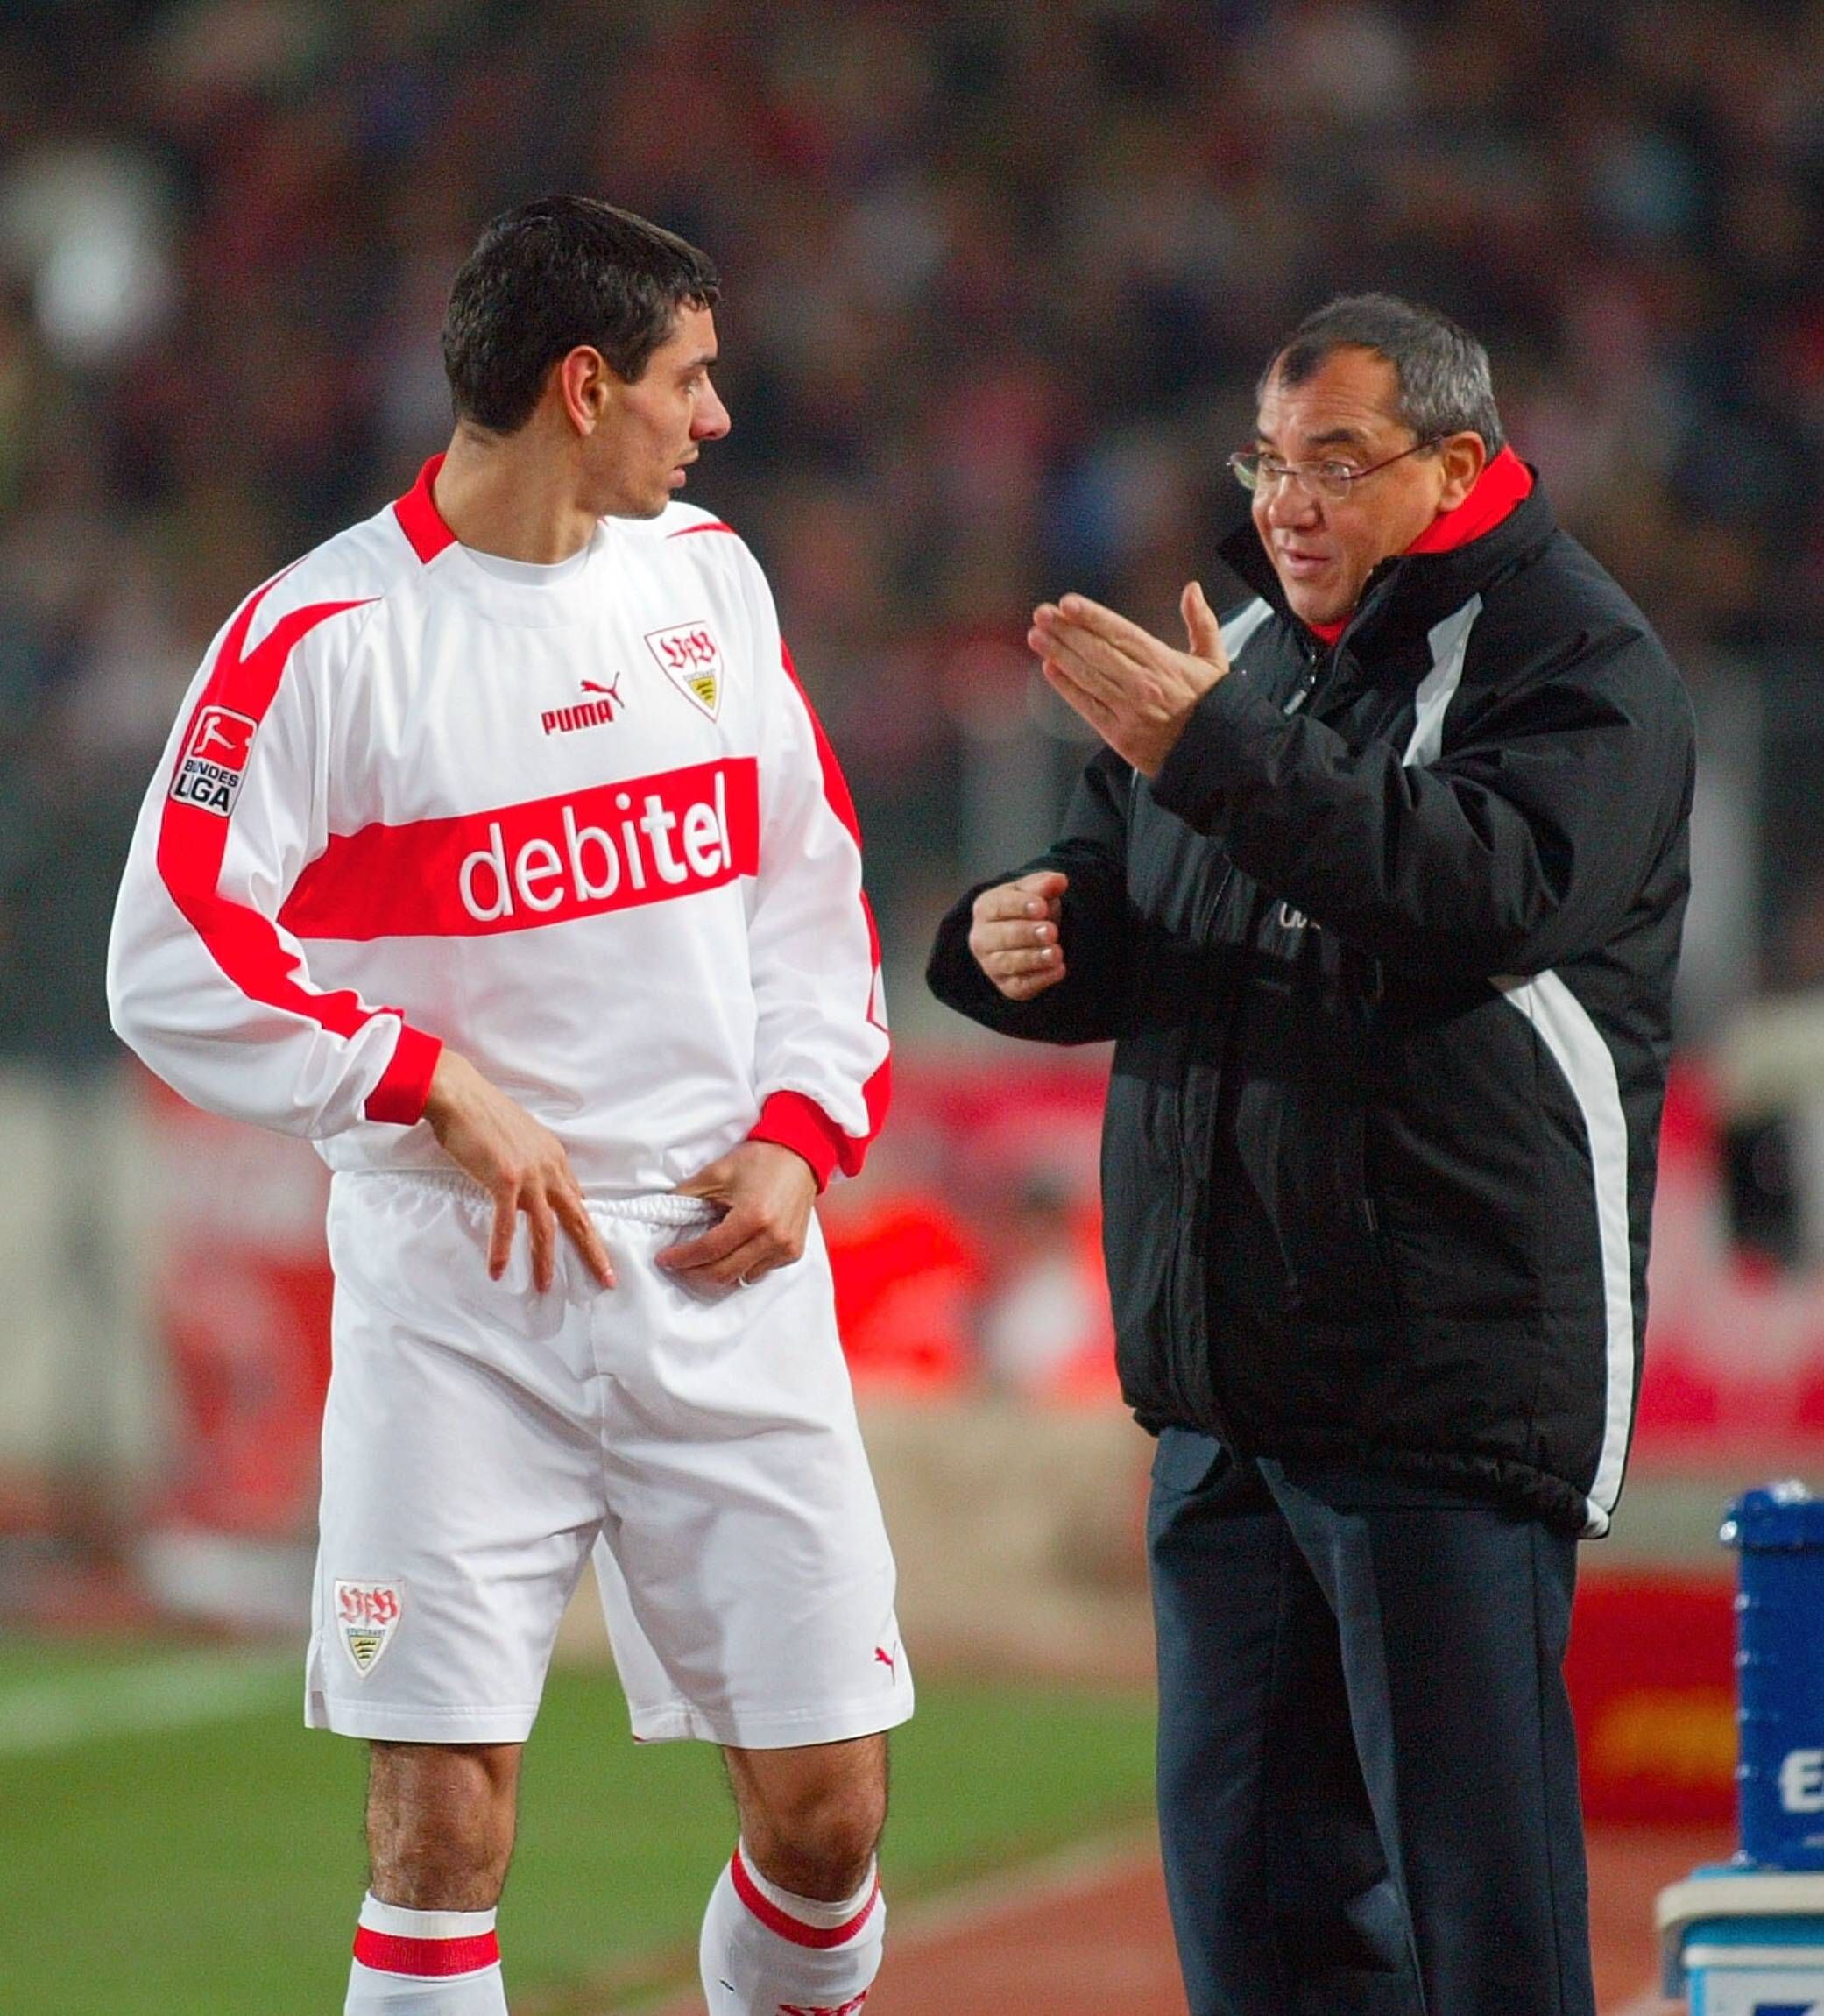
171, 706, 258, 816
336, 1579, 403, 1676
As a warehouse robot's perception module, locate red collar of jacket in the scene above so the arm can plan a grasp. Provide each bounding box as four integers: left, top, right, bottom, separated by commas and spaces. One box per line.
1303, 445, 1534, 646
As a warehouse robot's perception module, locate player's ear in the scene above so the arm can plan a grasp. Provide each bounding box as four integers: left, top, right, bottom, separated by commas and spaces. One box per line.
554, 346, 612, 435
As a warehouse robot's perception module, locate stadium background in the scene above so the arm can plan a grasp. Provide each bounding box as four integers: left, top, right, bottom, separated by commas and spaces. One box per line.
1, 2, 1820, 2010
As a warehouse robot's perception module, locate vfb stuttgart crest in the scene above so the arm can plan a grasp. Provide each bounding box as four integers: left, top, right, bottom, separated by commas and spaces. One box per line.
646, 621, 723, 720
336, 1580, 403, 1676
171, 705, 258, 816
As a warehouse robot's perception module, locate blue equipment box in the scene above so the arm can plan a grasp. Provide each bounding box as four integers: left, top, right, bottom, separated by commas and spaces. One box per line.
1722, 1485, 1824, 1871
1658, 1871, 1824, 2012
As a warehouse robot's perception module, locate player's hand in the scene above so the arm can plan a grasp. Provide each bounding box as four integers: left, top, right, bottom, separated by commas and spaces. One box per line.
968, 869, 1070, 1001
421, 1050, 615, 1293
1029, 581, 1230, 776
658, 1140, 817, 1290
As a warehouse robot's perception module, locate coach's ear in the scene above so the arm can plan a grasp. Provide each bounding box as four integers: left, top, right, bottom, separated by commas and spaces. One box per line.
1435, 429, 1487, 512
1149, 1425, 1228, 1495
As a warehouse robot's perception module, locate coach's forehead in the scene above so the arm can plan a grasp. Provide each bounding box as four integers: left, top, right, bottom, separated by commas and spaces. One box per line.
1255, 348, 1406, 450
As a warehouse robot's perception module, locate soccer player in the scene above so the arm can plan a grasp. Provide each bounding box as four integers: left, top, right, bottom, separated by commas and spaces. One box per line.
110, 195, 906, 2016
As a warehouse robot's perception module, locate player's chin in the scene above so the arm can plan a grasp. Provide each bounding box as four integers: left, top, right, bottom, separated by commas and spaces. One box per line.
627, 471, 688, 517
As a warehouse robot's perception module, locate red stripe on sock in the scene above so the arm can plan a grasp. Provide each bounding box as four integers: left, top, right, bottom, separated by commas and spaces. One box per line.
730, 1847, 880, 1949
352, 1926, 500, 1977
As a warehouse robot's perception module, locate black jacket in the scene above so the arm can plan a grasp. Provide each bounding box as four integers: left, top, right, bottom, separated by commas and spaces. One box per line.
928, 482, 1694, 1535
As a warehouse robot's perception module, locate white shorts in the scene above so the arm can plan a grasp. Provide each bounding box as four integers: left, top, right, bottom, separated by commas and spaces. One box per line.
305, 1171, 913, 1749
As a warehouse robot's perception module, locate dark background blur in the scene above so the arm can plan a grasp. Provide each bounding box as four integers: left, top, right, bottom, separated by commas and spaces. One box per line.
0, 21, 1817, 2012
0, 0, 1821, 1577
5, 0, 1821, 1049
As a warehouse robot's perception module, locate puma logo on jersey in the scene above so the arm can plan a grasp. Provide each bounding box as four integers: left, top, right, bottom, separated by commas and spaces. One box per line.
541, 674, 624, 737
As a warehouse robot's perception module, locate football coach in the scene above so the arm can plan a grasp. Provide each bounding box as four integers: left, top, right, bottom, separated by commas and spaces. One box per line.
927, 294, 1694, 2016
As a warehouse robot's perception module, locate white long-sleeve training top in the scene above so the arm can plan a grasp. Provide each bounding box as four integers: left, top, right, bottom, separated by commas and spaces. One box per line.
109, 457, 889, 1196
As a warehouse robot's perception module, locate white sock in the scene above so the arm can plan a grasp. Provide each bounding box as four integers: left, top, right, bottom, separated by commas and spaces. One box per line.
699, 1840, 886, 2015
345, 1893, 507, 2013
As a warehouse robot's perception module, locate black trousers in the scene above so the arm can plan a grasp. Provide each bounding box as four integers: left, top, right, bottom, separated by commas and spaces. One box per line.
1146, 1429, 1594, 2016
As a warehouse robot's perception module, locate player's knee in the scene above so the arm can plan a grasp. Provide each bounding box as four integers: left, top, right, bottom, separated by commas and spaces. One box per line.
366, 1741, 519, 1910
746, 1774, 886, 1899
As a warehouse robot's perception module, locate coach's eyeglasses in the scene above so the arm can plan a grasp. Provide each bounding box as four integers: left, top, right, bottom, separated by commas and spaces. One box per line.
1227, 438, 1442, 503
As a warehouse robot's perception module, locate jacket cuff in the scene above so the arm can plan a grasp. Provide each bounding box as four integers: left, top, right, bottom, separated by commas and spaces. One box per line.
1150, 673, 1291, 833
747, 1090, 844, 1192
364, 1022, 443, 1126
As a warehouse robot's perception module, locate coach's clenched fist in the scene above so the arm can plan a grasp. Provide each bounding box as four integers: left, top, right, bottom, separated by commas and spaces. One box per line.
969, 869, 1071, 1001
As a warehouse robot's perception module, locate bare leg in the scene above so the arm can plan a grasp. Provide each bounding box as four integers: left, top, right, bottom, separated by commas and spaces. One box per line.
699, 1735, 891, 2012
722, 1732, 887, 1898
366, 1741, 522, 1909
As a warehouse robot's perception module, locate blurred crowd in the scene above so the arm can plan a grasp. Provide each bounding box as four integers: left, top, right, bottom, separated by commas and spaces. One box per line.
2, 0, 1822, 1072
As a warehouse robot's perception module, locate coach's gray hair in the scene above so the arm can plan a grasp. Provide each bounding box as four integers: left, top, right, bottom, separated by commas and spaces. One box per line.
1261, 293, 1506, 454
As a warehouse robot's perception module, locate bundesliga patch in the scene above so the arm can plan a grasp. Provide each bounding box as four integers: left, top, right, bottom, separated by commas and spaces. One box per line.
335, 1579, 403, 1676
171, 706, 258, 817
646, 620, 723, 720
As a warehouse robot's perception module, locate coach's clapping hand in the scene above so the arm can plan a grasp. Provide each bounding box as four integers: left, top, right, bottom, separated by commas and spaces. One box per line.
422, 1049, 616, 1293
1030, 582, 1230, 776
660, 1140, 817, 1291
969, 869, 1071, 1001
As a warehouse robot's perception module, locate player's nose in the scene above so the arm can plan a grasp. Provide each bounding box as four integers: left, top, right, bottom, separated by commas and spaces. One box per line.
694, 376, 732, 442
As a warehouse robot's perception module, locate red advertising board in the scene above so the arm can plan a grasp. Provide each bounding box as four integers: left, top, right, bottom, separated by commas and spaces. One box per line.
143, 1072, 332, 1539
1566, 1574, 1736, 1826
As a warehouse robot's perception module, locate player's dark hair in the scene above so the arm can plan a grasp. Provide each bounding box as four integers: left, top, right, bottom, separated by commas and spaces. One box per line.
1262, 293, 1505, 453
442, 195, 721, 434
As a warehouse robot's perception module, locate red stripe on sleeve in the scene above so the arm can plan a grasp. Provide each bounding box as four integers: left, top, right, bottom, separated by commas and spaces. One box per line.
749, 1089, 847, 1192
366, 1023, 443, 1125
730, 1846, 880, 1949
155, 577, 442, 1127
747, 643, 892, 1182
352, 1926, 500, 1977
392, 455, 457, 562
668, 519, 738, 537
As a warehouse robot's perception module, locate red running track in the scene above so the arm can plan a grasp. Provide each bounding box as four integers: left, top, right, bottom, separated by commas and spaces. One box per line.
749, 1825, 1729, 2016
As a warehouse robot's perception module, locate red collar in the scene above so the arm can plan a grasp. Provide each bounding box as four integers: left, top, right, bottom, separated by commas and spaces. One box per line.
1303, 446, 1534, 645
393, 453, 457, 563
1403, 443, 1533, 555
